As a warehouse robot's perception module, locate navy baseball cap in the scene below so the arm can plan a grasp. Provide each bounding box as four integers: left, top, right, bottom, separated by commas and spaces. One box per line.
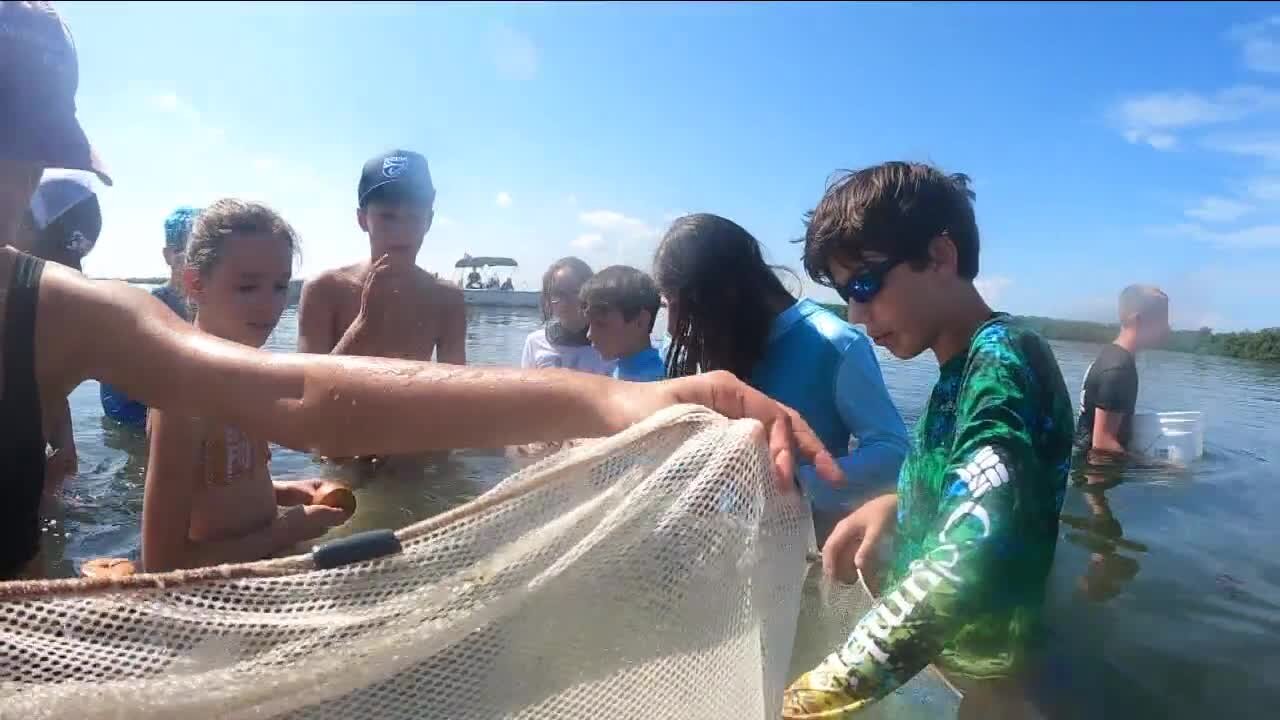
1, 1, 112, 185
358, 149, 434, 208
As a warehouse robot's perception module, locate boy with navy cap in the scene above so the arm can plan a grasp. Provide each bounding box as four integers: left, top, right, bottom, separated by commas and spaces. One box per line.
297, 149, 466, 401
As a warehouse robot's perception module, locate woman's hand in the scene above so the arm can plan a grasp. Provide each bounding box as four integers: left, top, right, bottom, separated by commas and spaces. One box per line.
607, 370, 843, 494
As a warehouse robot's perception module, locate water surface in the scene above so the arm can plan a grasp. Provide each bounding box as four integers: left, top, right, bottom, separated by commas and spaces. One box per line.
47, 304, 1280, 718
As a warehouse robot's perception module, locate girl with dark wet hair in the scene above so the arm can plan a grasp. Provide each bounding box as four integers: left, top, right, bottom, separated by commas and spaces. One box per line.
654, 213, 908, 542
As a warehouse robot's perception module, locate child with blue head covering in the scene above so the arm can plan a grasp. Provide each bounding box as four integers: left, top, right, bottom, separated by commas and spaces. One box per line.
151, 206, 199, 319
100, 206, 201, 427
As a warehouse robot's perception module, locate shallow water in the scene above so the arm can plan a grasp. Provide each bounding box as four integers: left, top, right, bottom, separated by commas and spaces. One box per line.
46, 302, 1280, 718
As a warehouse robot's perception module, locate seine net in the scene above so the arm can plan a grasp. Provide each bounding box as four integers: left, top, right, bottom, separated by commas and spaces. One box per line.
1, 404, 963, 719
0, 405, 814, 719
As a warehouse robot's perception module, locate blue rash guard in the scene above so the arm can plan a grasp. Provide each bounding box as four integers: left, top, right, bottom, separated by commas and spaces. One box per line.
613, 345, 667, 382
100, 284, 190, 426
751, 299, 909, 521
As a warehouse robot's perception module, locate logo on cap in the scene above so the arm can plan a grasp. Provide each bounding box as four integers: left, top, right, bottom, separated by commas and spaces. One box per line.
66, 230, 95, 258
382, 156, 408, 179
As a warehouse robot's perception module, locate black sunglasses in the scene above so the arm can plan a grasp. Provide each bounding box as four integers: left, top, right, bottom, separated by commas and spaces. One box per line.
835, 257, 903, 304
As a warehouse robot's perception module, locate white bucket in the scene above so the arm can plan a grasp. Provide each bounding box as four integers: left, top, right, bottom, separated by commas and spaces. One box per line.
1130, 411, 1204, 464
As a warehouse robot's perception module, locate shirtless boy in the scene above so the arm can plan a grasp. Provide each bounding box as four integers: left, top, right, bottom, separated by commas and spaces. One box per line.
297, 149, 466, 364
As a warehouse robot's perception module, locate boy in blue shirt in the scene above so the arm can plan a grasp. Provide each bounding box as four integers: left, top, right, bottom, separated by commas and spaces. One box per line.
100, 206, 198, 426
580, 265, 666, 382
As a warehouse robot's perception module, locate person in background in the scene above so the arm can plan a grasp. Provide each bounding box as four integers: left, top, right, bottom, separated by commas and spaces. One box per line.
152, 207, 198, 319
143, 199, 352, 572
580, 265, 666, 382
521, 257, 614, 375
654, 213, 909, 543
1074, 285, 1170, 461
21, 169, 100, 272
1, 0, 839, 582
99, 206, 199, 427
297, 149, 466, 365
12, 169, 103, 485
782, 162, 1075, 719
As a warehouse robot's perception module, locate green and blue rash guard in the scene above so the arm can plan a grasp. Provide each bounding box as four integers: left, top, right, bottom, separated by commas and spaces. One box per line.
783, 314, 1075, 717
751, 300, 909, 510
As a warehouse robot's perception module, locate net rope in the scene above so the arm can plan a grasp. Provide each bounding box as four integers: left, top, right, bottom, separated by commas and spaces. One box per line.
0, 404, 960, 719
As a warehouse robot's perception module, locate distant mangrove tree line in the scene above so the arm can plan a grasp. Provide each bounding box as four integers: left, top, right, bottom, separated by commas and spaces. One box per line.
818, 304, 1279, 363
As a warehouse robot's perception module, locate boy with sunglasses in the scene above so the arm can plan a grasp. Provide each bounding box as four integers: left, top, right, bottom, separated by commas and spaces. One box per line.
782, 162, 1074, 717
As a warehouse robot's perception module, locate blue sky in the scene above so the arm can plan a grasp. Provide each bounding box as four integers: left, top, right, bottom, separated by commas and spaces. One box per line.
58, 1, 1280, 331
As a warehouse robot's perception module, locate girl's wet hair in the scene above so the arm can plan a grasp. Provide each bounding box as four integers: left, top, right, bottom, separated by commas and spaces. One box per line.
654, 213, 795, 381
539, 256, 594, 322
185, 198, 300, 279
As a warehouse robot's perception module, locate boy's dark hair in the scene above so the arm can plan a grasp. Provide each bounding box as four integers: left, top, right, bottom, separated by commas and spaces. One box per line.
539, 256, 594, 322
579, 265, 661, 333
801, 161, 980, 286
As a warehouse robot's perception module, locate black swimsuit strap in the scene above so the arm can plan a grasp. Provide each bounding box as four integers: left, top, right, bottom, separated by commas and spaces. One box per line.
1, 252, 47, 579
6, 253, 44, 389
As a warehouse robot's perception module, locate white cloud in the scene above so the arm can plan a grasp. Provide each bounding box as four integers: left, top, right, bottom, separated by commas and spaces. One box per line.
149, 93, 181, 113
974, 275, 1013, 306
1230, 16, 1280, 73
1112, 86, 1280, 149
1247, 176, 1280, 200
1206, 224, 1280, 248
1204, 134, 1280, 163
1187, 262, 1280, 299
1185, 196, 1254, 223
578, 209, 655, 239
1150, 221, 1280, 249
496, 191, 512, 208
574, 209, 662, 268
1143, 133, 1177, 150
1123, 128, 1177, 150
493, 25, 539, 80
146, 91, 224, 145
572, 233, 605, 250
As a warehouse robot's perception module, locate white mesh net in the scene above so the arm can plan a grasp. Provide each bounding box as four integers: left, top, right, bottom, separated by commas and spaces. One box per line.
0, 404, 960, 719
